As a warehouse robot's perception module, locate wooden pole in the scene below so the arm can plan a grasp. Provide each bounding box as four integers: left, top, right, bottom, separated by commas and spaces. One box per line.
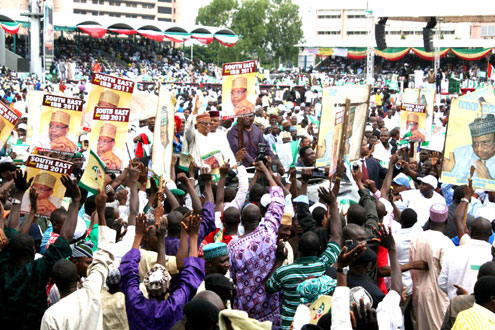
463, 166, 476, 225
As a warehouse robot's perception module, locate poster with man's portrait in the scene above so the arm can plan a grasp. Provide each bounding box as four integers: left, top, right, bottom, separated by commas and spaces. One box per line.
83, 73, 134, 130
222, 60, 257, 119
0, 100, 22, 147
441, 98, 495, 191
37, 94, 84, 155
21, 155, 73, 218
89, 107, 130, 173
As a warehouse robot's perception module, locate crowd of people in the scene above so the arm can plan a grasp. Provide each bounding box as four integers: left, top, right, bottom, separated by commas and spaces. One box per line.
1, 36, 495, 330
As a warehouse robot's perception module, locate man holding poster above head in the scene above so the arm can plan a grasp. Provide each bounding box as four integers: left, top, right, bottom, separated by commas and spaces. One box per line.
97, 123, 122, 171
443, 114, 495, 180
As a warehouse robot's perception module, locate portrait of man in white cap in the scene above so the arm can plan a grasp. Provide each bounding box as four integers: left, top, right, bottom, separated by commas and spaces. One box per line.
230, 76, 254, 116
443, 114, 495, 180
97, 123, 122, 170
21, 172, 58, 216
39, 111, 76, 152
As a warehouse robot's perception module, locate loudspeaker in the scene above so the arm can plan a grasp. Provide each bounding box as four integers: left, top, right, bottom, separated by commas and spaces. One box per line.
423, 28, 434, 53
375, 24, 387, 50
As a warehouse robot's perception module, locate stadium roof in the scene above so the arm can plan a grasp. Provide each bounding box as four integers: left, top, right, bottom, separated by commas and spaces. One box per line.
0, 11, 239, 46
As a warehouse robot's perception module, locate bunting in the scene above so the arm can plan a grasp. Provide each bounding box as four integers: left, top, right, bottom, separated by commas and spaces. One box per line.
374, 47, 411, 61
0, 21, 21, 35
411, 47, 450, 61
450, 48, 492, 61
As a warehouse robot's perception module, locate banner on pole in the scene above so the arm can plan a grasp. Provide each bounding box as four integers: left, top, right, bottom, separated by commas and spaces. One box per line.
152, 85, 175, 181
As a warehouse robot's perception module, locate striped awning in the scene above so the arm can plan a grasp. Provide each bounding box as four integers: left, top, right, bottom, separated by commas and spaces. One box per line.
0, 21, 22, 34
77, 22, 107, 38
164, 31, 190, 43
191, 32, 214, 45
137, 28, 164, 41
214, 33, 239, 47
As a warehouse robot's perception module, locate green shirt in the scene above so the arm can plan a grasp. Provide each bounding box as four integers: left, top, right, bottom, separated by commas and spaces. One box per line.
0, 228, 72, 330
266, 241, 340, 330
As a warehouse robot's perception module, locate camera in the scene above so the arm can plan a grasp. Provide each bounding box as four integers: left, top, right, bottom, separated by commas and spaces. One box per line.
352, 163, 359, 172
255, 143, 267, 164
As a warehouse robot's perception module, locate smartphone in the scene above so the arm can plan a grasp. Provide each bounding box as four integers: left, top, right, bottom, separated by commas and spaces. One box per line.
352, 163, 359, 172
344, 240, 354, 249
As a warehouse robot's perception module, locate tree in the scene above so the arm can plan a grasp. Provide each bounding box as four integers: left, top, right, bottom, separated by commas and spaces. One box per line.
267, 0, 303, 66
194, 0, 303, 66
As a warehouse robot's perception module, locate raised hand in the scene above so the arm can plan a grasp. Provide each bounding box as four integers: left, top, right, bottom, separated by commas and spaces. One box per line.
171, 154, 178, 167
199, 167, 212, 183
188, 161, 197, 178
177, 172, 190, 185
275, 239, 288, 261
364, 179, 377, 193
288, 167, 297, 182
318, 186, 336, 205
389, 153, 399, 165
128, 161, 141, 182
235, 148, 247, 163
301, 168, 313, 182
29, 188, 38, 213
335, 242, 366, 268
351, 166, 363, 183
219, 162, 230, 177
430, 151, 440, 166
13, 169, 32, 196
254, 160, 269, 174
156, 216, 168, 240
351, 299, 378, 330
95, 188, 108, 211
372, 223, 396, 251
336, 160, 346, 176
135, 213, 147, 237
181, 213, 201, 236
61, 175, 81, 201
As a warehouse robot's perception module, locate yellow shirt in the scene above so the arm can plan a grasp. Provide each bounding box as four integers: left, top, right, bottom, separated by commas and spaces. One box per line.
452, 303, 495, 330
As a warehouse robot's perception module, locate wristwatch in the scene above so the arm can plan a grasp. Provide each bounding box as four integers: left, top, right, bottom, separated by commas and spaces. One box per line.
336, 266, 349, 275
461, 198, 470, 204
11, 198, 21, 205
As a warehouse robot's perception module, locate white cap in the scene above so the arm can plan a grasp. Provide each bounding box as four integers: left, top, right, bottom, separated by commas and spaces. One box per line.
418, 175, 438, 189
260, 193, 271, 207
18, 123, 27, 130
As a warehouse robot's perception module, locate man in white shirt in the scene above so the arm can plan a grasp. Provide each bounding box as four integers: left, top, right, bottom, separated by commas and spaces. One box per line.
400, 175, 446, 227
438, 217, 493, 300
372, 129, 392, 166
207, 110, 236, 165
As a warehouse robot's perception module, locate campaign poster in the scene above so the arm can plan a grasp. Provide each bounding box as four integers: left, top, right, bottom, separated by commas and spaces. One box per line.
89, 107, 130, 173
37, 94, 84, 155
152, 86, 175, 181
21, 155, 73, 218
201, 150, 223, 182
83, 73, 134, 130
400, 103, 427, 143
316, 85, 370, 166
459, 86, 495, 103
329, 107, 345, 175
221, 60, 257, 119
43, 0, 54, 75
441, 99, 495, 191
315, 88, 336, 167
0, 100, 22, 147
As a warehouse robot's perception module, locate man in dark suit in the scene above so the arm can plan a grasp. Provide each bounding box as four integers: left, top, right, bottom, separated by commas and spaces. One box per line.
359, 139, 388, 189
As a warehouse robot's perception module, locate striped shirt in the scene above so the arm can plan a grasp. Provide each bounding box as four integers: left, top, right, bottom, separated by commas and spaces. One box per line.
266, 241, 340, 330
452, 303, 495, 330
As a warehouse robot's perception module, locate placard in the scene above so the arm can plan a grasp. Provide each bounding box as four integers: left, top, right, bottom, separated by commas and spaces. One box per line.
0, 100, 22, 147
89, 107, 130, 173
222, 60, 257, 119
21, 155, 73, 218
82, 73, 134, 130
37, 94, 84, 155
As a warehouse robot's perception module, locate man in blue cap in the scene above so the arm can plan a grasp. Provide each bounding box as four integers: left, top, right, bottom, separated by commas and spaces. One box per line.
203, 242, 230, 276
